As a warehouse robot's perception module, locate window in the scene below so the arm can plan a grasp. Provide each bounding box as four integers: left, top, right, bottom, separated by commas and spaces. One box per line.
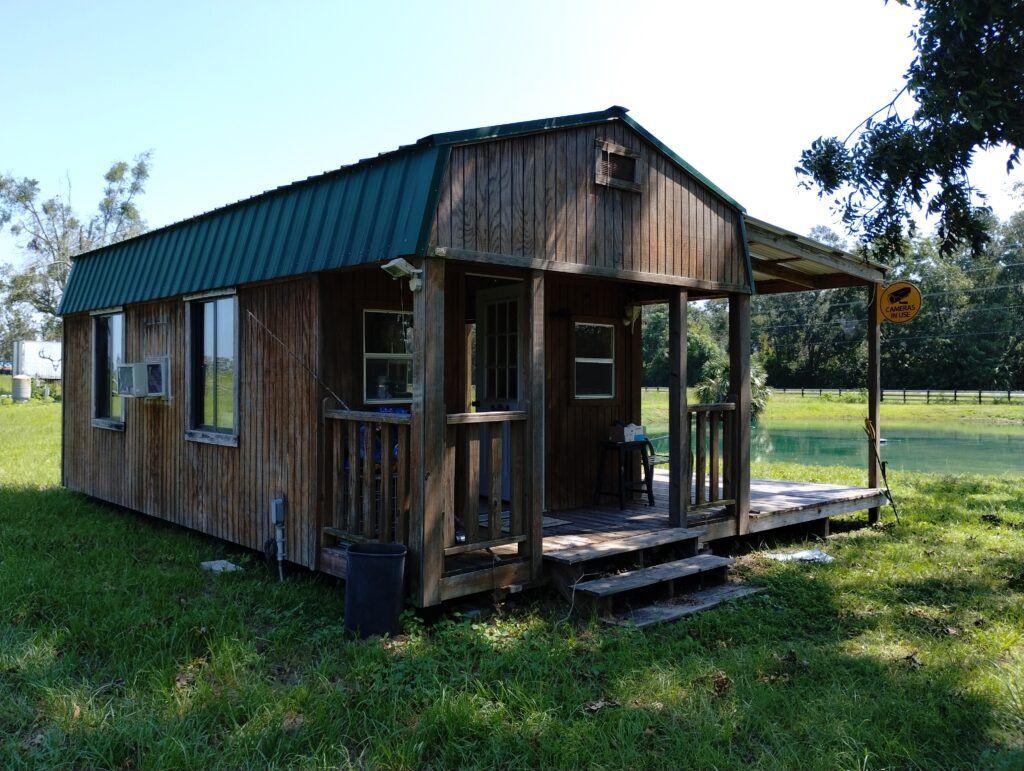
188, 295, 237, 437
595, 139, 641, 192
93, 312, 124, 425
364, 310, 413, 403
574, 322, 615, 399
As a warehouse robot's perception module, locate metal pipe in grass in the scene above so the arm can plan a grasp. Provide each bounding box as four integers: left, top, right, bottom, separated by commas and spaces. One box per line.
864, 418, 900, 523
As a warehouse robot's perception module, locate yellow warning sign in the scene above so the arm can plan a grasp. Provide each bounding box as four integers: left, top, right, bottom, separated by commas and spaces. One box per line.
878, 281, 923, 324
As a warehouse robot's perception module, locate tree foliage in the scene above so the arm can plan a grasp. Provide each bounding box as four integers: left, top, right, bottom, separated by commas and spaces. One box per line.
797, 1, 1024, 257
0, 152, 152, 319
751, 214, 1024, 390
641, 305, 723, 387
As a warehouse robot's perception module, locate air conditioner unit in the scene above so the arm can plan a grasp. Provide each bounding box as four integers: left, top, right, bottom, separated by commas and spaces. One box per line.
116, 357, 170, 398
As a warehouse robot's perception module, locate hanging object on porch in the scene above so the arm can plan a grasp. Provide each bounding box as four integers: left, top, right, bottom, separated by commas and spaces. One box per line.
878, 281, 923, 325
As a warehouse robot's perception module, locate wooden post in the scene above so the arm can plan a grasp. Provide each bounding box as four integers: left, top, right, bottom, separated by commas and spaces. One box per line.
867, 282, 881, 525
729, 292, 751, 535
410, 257, 446, 607
668, 289, 688, 527
524, 270, 545, 578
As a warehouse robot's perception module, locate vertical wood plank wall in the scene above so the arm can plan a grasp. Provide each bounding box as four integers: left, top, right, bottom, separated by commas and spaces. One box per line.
62, 276, 321, 568
430, 122, 747, 288
543, 274, 642, 512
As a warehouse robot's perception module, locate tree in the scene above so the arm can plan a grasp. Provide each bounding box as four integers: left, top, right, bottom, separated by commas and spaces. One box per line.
641, 304, 728, 387
798, 1, 1024, 258
0, 265, 39, 364
0, 152, 152, 319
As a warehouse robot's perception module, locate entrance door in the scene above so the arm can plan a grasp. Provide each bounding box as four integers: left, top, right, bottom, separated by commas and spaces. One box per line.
474, 284, 524, 501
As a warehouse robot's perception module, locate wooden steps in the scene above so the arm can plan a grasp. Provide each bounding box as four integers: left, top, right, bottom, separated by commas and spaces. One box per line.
574, 553, 733, 598
545, 527, 704, 565
606, 584, 764, 628
543, 526, 759, 626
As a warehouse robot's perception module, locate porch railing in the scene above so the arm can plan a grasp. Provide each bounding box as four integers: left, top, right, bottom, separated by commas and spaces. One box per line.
443, 411, 528, 557
324, 408, 411, 544
688, 402, 736, 511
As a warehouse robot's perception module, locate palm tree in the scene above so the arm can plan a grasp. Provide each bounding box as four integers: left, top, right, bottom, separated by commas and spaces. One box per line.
694, 354, 771, 422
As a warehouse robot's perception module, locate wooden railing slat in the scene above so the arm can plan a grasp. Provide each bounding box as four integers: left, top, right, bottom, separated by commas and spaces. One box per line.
709, 411, 720, 503
488, 424, 503, 537
361, 428, 374, 538
397, 425, 409, 543
695, 411, 707, 506
381, 423, 393, 542
510, 422, 524, 539
463, 425, 480, 544
345, 422, 358, 533
443, 427, 456, 547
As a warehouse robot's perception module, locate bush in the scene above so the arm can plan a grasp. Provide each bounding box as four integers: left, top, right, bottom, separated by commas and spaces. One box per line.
818, 389, 867, 404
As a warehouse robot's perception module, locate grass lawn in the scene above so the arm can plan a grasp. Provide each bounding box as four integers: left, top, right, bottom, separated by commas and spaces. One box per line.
642, 389, 1024, 438
2, 400, 1023, 768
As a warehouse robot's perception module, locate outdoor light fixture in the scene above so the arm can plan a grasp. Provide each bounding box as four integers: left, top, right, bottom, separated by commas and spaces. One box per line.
623, 303, 641, 329
381, 257, 423, 291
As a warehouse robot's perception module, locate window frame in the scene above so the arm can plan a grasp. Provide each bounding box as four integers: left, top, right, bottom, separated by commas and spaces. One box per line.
573, 319, 617, 401
91, 307, 126, 430
594, 139, 642, 193
363, 308, 414, 405
185, 290, 239, 446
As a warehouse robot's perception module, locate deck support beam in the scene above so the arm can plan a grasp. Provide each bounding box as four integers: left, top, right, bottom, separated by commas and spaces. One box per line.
668, 289, 688, 527
410, 257, 446, 607
867, 282, 882, 524
525, 269, 546, 579
729, 292, 751, 534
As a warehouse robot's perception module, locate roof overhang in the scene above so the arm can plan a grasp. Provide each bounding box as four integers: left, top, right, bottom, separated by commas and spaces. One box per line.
745, 216, 887, 294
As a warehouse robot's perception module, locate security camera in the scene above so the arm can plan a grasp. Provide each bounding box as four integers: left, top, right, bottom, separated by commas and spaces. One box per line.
381, 257, 422, 280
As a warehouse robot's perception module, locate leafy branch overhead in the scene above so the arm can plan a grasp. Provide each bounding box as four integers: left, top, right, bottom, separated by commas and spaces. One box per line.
0, 152, 152, 318
797, 0, 1024, 258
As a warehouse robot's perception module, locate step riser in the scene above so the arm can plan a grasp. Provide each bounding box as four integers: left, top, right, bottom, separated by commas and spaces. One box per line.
585, 565, 731, 615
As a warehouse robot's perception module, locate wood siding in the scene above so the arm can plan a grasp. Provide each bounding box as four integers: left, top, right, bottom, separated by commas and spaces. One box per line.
544, 274, 643, 512
62, 277, 322, 568
430, 121, 747, 290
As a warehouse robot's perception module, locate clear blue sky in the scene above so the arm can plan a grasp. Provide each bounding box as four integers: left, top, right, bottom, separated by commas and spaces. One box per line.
2, 0, 1021, 265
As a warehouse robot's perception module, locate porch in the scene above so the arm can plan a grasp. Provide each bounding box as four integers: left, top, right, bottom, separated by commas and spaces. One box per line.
536, 471, 888, 553
317, 403, 886, 603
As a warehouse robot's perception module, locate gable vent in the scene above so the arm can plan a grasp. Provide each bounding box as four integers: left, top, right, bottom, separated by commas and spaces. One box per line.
595, 140, 641, 192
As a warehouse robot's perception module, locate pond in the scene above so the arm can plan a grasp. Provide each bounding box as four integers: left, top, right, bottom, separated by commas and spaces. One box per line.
752, 421, 1024, 476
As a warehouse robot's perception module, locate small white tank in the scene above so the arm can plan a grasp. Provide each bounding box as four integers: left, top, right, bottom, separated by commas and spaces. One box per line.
12, 375, 31, 403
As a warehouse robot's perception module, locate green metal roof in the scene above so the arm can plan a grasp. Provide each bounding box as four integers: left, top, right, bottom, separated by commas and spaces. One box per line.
60, 107, 746, 314
59, 144, 450, 314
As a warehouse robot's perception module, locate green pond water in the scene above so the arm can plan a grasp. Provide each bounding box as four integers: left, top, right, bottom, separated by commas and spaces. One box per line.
648, 421, 1024, 475
752, 421, 1024, 476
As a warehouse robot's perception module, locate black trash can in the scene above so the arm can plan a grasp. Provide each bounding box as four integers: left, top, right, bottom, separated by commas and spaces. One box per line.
344, 543, 407, 638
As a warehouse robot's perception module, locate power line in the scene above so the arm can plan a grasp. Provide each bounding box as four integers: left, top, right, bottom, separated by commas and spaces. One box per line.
752, 302, 1024, 333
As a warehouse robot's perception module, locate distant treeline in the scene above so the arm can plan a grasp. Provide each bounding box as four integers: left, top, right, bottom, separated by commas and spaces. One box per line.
643, 215, 1024, 391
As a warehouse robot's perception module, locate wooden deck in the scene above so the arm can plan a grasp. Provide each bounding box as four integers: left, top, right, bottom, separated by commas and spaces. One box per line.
537, 470, 888, 551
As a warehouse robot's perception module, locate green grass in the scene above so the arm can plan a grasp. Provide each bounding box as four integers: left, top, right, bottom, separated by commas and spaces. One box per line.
2, 401, 1024, 768
0, 374, 11, 395
642, 389, 1024, 438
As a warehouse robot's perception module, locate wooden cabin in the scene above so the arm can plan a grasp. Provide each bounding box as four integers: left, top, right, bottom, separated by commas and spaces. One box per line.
60, 107, 888, 611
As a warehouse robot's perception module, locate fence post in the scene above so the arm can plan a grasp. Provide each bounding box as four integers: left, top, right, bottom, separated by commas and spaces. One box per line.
926, 389, 930, 404
978, 389, 982, 404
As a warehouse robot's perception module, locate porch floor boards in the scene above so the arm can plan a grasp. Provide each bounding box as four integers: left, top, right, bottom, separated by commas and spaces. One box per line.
537, 471, 886, 553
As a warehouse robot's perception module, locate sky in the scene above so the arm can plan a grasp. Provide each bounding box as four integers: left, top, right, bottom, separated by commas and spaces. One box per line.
2, 0, 1022, 266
